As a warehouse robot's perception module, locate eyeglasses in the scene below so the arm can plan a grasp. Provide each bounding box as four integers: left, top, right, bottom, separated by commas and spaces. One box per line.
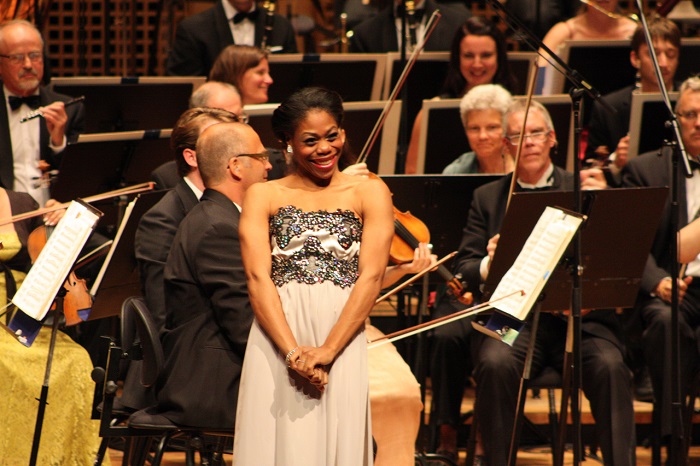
678, 110, 700, 121
506, 131, 549, 144
0, 51, 43, 65
236, 150, 270, 163
238, 112, 249, 125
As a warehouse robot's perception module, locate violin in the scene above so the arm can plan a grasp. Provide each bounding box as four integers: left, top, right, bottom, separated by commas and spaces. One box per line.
27, 225, 92, 327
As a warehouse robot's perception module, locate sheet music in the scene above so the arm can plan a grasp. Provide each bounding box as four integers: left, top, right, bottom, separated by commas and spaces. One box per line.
490, 206, 583, 321
90, 198, 136, 296
12, 201, 101, 321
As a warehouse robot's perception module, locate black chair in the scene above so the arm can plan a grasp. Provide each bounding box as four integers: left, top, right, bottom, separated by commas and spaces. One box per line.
94, 296, 233, 465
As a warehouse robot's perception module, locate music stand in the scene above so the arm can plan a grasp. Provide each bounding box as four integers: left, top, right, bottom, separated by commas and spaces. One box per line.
88, 190, 167, 321
483, 187, 668, 309
414, 95, 573, 174
546, 40, 635, 97
246, 100, 401, 174
49, 77, 205, 133
627, 91, 680, 159
266, 53, 386, 102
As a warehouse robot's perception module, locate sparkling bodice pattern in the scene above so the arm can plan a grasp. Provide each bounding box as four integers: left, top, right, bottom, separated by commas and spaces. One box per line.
270, 205, 362, 288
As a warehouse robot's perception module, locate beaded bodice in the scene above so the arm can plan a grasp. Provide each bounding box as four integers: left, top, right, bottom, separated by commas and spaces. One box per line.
270, 205, 362, 288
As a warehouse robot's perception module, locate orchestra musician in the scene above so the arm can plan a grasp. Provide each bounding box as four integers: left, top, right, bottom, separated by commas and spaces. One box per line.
0, 19, 85, 207
166, 0, 297, 77
208, 45, 275, 106
459, 98, 635, 465
348, 0, 469, 53
0, 187, 101, 464
129, 121, 272, 430
621, 75, 700, 455
586, 17, 681, 183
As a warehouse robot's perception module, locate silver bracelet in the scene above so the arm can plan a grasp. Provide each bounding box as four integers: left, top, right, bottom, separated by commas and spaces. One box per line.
284, 346, 299, 367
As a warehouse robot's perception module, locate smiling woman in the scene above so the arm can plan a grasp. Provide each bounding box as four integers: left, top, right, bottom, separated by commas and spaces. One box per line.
209, 44, 274, 105
234, 87, 394, 466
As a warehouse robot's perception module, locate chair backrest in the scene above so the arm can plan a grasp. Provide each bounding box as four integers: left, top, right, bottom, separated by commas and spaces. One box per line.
121, 296, 164, 388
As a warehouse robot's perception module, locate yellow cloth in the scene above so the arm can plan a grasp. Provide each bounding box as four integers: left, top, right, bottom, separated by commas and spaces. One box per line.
0, 232, 108, 465
0, 232, 25, 305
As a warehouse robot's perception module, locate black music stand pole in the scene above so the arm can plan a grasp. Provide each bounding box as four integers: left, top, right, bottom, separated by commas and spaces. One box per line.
29, 293, 65, 466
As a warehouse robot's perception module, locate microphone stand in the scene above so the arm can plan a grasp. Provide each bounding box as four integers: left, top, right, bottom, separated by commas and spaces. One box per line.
484, 1, 617, 463
633, 2, 691, 465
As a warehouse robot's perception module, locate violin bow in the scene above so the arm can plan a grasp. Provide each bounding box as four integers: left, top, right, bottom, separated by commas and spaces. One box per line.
375, 251, 457, 304
356, 10, 442, 165
505, 60, 541, 212
0, 182, 154, 226
368, 289, 525, 348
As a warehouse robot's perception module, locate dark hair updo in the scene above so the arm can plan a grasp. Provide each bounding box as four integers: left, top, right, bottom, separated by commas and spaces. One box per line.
271, 87, 345, 145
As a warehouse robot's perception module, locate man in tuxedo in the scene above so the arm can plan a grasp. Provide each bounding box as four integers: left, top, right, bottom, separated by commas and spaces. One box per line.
622, 76, 700, 453
458, 99, 635, 465
166, 0, 297, 77
348, 0, 469, 53
586, 17, 680, 183
0, 19, 84, 206
131, 121, 271, 429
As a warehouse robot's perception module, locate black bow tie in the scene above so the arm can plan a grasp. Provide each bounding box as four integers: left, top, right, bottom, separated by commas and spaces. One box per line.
232, 9, 260, 24
8, 95, 41, 111
690, 158, 700, 172
396, 5, 425, 22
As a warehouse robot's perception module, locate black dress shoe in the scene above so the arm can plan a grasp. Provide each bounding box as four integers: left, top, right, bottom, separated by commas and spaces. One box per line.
128, 408, 178, 430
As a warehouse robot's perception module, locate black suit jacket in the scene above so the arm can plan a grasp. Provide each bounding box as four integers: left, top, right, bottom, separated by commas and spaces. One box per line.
452, 165, 620, 344
166, 2, 298, 77
622, 149, 680, 296
0, 85, 85, 191
134, 179, 199, 332
156, 188, 253, 428
349, 0, 469, 53
585, 85, 633, 162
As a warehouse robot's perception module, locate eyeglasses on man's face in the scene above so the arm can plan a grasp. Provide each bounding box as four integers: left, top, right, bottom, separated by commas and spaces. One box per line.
505, 130, 549, 145
0, 51, 43, 66
678, 110, 700, 122
236, 150, 270, 163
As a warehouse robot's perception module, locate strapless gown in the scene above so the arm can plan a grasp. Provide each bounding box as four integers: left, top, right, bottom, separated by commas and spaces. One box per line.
234, 206, 372, 466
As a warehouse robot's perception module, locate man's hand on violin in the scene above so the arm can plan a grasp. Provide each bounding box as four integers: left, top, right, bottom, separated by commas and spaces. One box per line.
486, 234, 499, 271
614, 135, 630, 170
397, 242, 437, 275
42, 199, 65, 226
40, 101, 68, 147
580, 167, 607, 190
654, 276, 693, 304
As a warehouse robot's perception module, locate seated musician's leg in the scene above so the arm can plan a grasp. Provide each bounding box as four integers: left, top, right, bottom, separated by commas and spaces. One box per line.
470, 322, 537, 465
429, 298, 473, 456
366, 321, 423, 466
640, 296, 697, 439
580, 332, 635, 466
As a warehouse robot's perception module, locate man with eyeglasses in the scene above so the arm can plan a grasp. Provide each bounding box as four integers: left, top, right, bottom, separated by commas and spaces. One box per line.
455, 98, 635, 465
622, 75, 700, 456
130, 121, 272, 430
0, 20, 84, 207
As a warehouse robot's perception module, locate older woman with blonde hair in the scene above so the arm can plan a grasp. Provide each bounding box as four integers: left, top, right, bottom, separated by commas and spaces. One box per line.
442, 84, 514, 174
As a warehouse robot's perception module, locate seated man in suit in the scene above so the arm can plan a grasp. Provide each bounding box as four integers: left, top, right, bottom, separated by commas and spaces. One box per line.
166, 0, 297, 77
151, 81, 286, 190
0, 19, 84, 206
130, 121, 271, 429
622, 75, 700, 457
585, 17, 680, 183
349, 0, 469, 53
458, 98, 634, 465
124, 107, 240, 412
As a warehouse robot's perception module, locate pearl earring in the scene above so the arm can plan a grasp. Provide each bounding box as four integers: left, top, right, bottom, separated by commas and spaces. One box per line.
287, 144, 292, 154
